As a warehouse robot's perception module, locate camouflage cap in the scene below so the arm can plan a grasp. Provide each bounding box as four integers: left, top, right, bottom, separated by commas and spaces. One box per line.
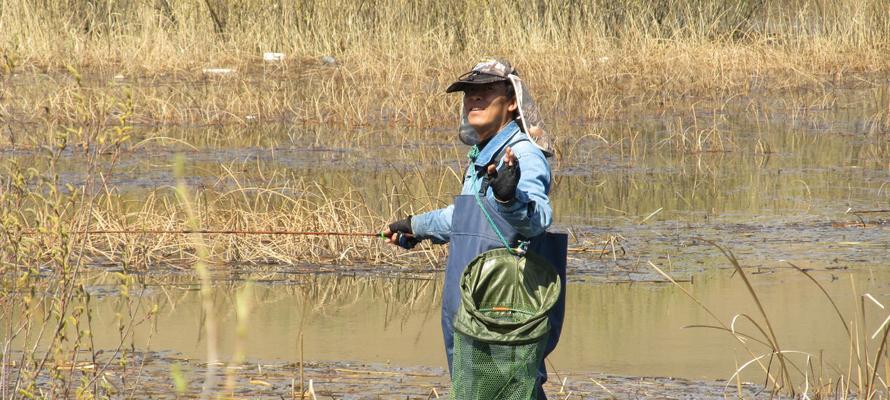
445, 59, 518, 93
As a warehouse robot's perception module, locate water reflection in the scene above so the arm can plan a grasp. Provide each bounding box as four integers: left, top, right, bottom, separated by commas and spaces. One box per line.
2, 108, 887, 281
4, 115, 886, 222
70, 268, 890, 381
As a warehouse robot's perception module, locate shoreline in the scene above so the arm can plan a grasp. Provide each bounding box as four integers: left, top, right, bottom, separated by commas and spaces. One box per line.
0, 351, 772, 398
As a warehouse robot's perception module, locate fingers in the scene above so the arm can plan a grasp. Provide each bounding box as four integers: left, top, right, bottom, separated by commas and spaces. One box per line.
489, 147, 517, 173
386, 232, 416, 248
487, 147, 518, 178
503, 147, 517, 167
386, 232, 402, 246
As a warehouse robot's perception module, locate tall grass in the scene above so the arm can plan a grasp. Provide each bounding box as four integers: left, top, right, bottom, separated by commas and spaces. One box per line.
1, 3, 888, 396
81, 174, 447, 271
0, 119, 444, 397
4, 0, 888, 67
1, 0, 889, 126
0, 116, 159, 398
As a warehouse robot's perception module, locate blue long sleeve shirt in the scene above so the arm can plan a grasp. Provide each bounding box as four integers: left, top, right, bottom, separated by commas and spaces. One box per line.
411, 120, 553, 243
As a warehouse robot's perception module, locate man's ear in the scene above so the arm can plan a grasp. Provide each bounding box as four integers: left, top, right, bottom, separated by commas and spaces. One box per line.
508, 99, 518, 113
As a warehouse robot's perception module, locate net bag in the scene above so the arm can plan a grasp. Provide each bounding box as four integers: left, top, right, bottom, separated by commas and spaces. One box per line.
451, 248, 561, 399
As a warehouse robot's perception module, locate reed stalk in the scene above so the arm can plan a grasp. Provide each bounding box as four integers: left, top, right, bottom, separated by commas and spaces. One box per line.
648, 243, 890, 399
1, 0, 888, 127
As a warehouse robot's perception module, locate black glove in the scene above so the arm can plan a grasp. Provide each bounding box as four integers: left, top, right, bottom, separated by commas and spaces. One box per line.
487, 161, 521, 203
388, 216, 413, 235
388, 216, 420, 250
395, 234, 420, 250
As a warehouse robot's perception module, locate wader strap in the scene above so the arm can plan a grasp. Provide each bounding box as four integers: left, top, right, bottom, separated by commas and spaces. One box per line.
466, 140, 531, 256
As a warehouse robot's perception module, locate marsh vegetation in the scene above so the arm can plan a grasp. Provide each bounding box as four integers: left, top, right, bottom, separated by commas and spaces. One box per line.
2, 0, 890, 398
2, 0, 890, 127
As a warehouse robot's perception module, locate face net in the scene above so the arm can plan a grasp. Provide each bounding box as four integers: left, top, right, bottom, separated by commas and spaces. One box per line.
509, 74, 553, 157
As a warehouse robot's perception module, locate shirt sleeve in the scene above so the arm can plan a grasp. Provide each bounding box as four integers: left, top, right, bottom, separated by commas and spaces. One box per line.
489, 146, 552, 238
410, 204, 454, 245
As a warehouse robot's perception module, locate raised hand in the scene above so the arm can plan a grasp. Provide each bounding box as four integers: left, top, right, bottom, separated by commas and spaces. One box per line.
486, 147, 520, 203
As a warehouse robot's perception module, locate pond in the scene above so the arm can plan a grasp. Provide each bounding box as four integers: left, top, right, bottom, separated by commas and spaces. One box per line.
3, 83, 889, 397
69, 267, 889, 381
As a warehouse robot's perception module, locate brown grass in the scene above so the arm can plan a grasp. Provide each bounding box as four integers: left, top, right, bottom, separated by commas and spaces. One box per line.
648, 243, 890, 399
2, 2, 889, 396
1, 0, 889, 127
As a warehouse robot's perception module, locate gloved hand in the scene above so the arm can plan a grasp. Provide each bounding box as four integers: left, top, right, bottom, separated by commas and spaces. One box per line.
385, 216, 420, 250
486, 147, 521, 203
388, 217, 412, 235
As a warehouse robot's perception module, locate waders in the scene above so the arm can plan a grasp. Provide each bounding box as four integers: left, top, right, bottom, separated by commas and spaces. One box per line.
443, 177, 567, 399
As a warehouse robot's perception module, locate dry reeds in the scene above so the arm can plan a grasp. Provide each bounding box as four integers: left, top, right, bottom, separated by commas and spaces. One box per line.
648, 242, 890, 399
0, 119, 447, 397
1, 0, 889, 127
82, 179, 443, 270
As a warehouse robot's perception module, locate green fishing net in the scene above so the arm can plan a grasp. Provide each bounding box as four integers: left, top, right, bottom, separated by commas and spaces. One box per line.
451, 248, 561, 400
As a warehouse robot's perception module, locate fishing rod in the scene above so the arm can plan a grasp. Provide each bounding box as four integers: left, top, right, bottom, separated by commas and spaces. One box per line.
18, 230, 605, 254
21, 229, 387, 238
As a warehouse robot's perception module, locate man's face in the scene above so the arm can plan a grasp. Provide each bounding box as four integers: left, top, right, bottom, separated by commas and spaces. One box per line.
462, 82, 517, 141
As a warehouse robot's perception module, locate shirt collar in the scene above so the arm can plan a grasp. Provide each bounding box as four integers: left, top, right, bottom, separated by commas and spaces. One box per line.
472, 120, 520, 168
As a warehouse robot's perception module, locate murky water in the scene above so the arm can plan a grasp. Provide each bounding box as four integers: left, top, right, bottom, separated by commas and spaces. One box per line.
5, 107, 888, 279
42, 266, 884, 383
4, 85, 890, 391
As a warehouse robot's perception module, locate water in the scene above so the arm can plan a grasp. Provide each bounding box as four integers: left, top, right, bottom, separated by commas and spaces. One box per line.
56, 267, 890, 382
3, 85, 889, 391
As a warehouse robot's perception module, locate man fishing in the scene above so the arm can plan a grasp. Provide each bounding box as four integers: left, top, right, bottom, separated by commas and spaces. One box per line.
383, 59, 567, 399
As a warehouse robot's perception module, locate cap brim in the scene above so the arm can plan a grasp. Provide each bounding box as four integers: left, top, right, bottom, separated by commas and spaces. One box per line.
445, 74, 508, 93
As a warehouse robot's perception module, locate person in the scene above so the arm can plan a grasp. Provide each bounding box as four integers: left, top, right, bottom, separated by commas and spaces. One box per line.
383, 59, 566, 399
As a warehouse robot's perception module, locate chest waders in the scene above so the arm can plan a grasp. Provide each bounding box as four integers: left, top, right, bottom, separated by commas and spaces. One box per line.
443, 146, 567, 400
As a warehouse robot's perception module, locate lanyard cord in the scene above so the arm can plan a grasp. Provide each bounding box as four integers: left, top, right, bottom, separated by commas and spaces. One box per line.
467, 145, 523, 256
